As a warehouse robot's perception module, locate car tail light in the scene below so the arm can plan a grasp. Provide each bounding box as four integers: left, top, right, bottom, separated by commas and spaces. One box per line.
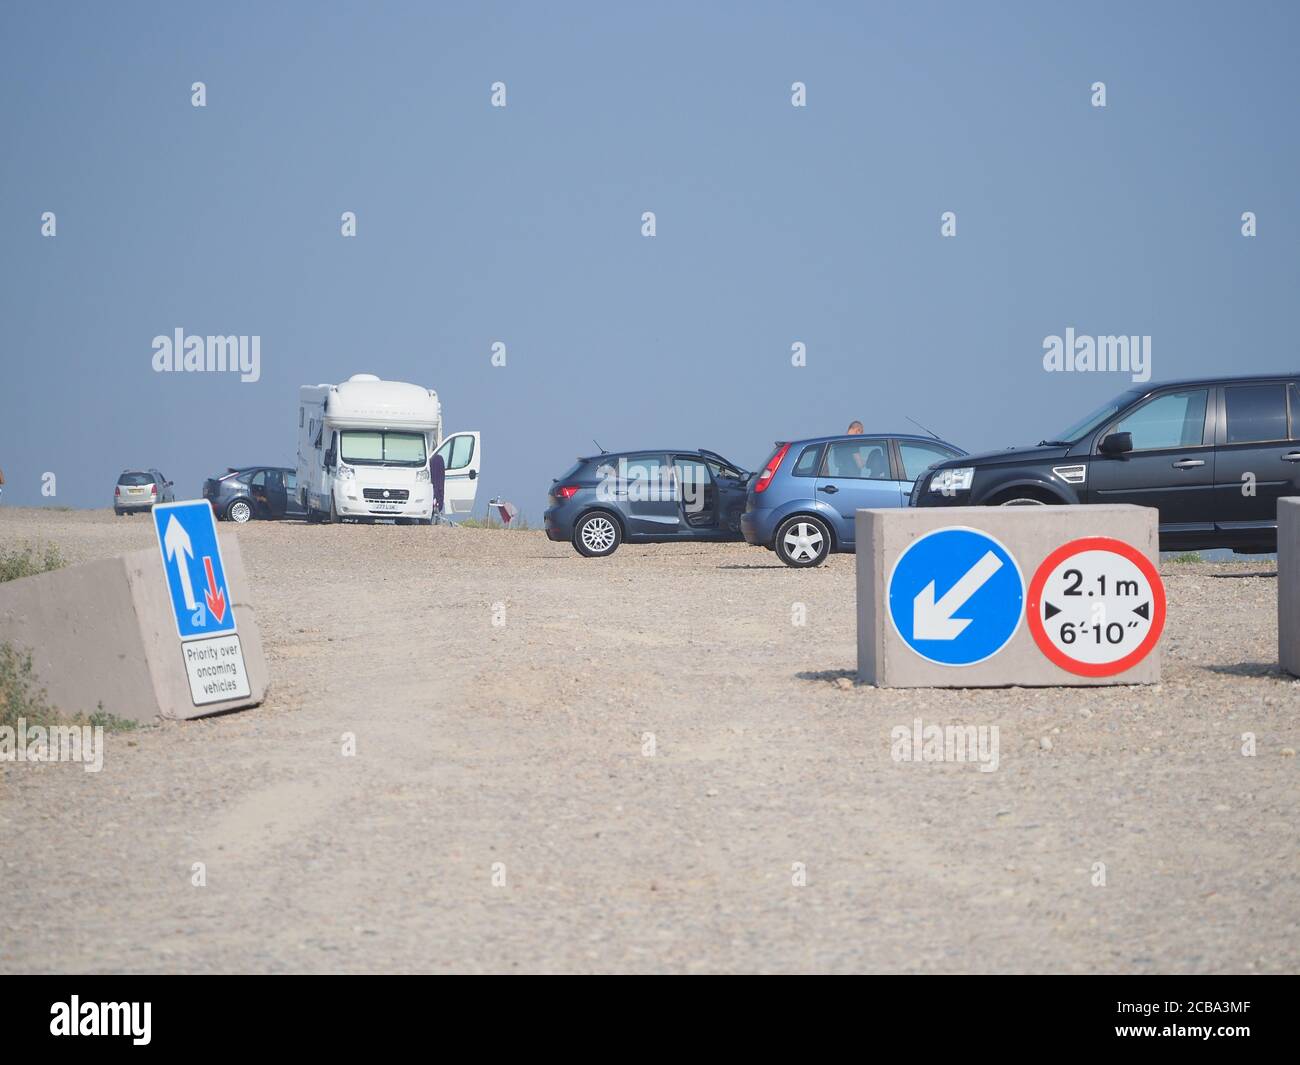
114, 486, 121, 496
753, 443, 791, 494
555, 485, 580, 500
150, 484, 158, 495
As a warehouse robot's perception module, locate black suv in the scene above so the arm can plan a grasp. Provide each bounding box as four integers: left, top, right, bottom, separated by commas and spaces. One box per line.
544, 449, 751, 556
913, 374, 1300, 553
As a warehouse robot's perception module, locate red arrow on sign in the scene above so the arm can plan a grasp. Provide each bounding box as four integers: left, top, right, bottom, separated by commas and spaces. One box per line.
203, 556, 227, 623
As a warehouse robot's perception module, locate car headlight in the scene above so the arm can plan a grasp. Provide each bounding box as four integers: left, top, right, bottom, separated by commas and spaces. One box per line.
929, 467, 974, 494
337, 463, 355, 480
416, 467, 431, 483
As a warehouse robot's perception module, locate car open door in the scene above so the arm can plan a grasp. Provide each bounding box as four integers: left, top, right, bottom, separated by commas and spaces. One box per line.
435, 431, 481, 514
814, 438, 904, 545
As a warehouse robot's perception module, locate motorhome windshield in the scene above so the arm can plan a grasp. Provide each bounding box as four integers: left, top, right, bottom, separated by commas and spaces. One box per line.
339, 430, 427, 467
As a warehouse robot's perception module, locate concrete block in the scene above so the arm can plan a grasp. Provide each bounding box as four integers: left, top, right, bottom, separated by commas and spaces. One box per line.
857, 505, 1163, 687
1279, 498, 1300, 678
0, 531, 268, 723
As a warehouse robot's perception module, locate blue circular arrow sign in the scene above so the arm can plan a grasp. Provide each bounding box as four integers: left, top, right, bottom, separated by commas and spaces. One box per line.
887, 527, 1025, 666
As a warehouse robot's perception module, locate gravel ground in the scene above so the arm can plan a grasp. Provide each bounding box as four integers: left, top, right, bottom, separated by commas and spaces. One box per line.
1, 506, 1297, 974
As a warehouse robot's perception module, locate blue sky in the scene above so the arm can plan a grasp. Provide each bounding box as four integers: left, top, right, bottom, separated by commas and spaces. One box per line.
2, 1, 1298, 516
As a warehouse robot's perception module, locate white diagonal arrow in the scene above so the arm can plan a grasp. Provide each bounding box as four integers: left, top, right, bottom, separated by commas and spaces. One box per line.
162, 514, 197, 610
913, 550, 1003, 641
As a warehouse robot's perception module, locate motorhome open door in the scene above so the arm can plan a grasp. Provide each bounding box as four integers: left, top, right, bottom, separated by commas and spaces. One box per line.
434, 431, 481, 514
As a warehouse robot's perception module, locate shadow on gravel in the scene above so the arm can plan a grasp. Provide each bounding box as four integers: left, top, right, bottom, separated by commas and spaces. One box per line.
1209, 571, 1276, 579
1205, 661, 1288, 678
797, 669, 856, 683
719, 563, 790, 570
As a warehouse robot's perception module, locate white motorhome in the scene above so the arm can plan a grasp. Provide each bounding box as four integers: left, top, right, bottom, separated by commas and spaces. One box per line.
296, 374, 481, 523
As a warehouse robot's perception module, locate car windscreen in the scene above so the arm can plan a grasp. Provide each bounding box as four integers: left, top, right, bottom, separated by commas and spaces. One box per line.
339, 430, 427, 466
117, 472, 154, 486
1052, 388, 1144, 443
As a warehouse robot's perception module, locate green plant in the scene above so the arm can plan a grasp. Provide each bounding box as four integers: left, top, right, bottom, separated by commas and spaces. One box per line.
0, 542, 66, 583
0, 642, 56, 730
0, 645, 141, 733
1168, 552, 1202, 564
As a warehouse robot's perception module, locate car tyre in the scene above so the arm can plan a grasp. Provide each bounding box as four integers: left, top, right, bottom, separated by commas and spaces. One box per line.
227, 499, 253, 524
774, 515, 832, 568
998, 497, 1048, 506
573, 512, 621, 557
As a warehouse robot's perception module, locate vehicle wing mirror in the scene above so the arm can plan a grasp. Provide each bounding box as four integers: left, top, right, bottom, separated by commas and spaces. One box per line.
1100, 431, 1133, 455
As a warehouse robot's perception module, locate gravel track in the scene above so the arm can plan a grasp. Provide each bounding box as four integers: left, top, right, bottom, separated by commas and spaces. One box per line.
0, 507, 1296, 973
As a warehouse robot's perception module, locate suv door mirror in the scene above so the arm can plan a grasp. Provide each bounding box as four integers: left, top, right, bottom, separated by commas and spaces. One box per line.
1100, 431, 1133, 455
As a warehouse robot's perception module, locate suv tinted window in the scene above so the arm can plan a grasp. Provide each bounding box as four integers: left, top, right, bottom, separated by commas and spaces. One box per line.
1224, 383, 1288, 444
791, 444, 824, 477
898, 441, 960, 481
1292, 384, 1300, 439
820, 439, 892, 480
117, 472, 152, 486
1112, 389, 1208, 451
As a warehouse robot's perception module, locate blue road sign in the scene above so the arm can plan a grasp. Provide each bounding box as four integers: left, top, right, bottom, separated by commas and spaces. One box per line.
887, 526, 1024, 666
151, 500, 237, 641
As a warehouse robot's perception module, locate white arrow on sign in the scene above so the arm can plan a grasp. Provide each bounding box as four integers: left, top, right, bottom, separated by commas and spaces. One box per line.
162, 514, 197, 610
913, 550, 1003, 641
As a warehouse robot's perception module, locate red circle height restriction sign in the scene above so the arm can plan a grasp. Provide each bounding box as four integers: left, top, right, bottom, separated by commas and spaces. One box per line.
1026, 537, 1166, 677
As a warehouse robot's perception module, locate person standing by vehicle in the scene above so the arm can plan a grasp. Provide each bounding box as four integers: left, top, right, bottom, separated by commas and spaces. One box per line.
429, 451, 445, 525
846, 421, 864, 434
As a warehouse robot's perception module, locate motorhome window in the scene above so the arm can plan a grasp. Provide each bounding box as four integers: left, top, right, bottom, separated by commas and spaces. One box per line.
437, 434, 475, 471
314, 424, 322, 449
339, 430, 427, 466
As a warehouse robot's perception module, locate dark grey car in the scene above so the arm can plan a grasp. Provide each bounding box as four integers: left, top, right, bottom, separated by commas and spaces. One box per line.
544, 449, 751, 557
203, 466, 305, 523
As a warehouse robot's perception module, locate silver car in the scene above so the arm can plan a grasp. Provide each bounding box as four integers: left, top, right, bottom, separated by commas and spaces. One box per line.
114, 468, 175, 515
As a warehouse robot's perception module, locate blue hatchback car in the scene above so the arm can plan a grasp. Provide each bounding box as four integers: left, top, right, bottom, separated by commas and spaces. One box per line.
741, 433, 966, 566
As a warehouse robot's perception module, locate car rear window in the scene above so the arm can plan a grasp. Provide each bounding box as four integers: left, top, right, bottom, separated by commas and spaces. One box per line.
117, 472, 153, 486
791, 444, 823, 477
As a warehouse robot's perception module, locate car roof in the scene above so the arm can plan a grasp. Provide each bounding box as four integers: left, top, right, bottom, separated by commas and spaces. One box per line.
574, 449, 715, 462
777, 432, 961, 448
1136, 372, 1300, 390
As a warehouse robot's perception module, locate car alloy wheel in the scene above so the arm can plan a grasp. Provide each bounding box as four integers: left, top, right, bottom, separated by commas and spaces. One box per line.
776, 516, 830, 567
574, 513, 620, 557
999, 497, 1047, 506
228, 499, 253, 523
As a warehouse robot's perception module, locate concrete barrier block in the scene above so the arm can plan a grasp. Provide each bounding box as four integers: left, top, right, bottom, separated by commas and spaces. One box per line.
857, 505, 1163, 687
1279, 498, 1300, 678
0, 530, 267, 723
